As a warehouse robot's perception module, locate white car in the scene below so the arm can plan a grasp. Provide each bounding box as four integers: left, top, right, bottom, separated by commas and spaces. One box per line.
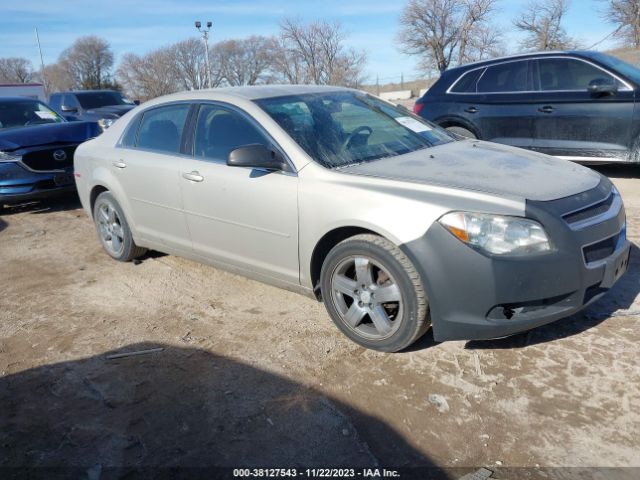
74, 85, 630, 352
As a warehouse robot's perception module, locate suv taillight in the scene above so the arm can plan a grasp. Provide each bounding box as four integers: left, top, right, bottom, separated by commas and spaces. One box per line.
413, 103, 424, 115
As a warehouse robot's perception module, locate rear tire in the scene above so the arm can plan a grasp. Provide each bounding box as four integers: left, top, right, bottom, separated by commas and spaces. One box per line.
320, 234, 430, 352
93, 191, 146, 262
446, 125, 477, 139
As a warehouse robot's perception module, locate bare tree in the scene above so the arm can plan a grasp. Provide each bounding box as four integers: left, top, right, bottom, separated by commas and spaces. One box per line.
0, 57, 35, 83
170, 38, 216, 91
59, 35, 114, 89
397, 0, 500, 73
601, 0, 640, 47
514, 0, 578, 51
215, 36, 275, 86
274, 18, 367, 86
37, 62, 75, 94
117, 48, 180, 101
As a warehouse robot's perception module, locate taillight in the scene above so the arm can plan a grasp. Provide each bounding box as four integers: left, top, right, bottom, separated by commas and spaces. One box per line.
413, 103, 424, 115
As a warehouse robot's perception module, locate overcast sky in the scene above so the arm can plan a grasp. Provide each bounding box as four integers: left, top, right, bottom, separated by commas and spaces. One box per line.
0, 0, 621, 83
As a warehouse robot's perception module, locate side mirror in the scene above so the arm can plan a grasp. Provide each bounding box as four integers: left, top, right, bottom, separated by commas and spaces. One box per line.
133, 100, 140, 105
61, 105, 78, 113
227, 144, 288, 171
587, 78, 618, 95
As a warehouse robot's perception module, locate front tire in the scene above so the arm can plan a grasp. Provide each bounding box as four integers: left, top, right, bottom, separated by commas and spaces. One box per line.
320, 234, 430, 352
93, 191, 146, 262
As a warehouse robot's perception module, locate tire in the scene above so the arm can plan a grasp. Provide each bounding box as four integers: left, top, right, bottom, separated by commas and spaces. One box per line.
320, 234, 430, 352
446, 125, 477, 139
93, 191, 146, 262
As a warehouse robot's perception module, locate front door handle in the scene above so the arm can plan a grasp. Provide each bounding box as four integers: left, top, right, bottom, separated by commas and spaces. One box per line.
112, 160, 127, 169
464, 106, 478, 114
538, 105, 554, 113
182, 171, 204, 182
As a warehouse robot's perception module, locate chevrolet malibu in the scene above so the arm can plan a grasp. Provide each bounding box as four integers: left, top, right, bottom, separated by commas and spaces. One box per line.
74, 86, 631, 352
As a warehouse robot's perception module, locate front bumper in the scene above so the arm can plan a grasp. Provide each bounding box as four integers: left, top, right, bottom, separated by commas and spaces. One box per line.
0, 162, 76, 205
403, 179, 630, 341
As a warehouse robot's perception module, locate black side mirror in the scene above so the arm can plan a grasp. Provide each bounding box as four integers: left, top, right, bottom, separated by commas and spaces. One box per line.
587, 78, 618, 95
227, 144, 288, 172
133, 100, 140, 105
61, 105, 78, 113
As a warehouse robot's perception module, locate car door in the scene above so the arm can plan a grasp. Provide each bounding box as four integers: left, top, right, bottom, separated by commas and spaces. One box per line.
530, 56, 634, 160
465, 59, 537, 149
179, 103, 299, 284
113, 103, 192, 252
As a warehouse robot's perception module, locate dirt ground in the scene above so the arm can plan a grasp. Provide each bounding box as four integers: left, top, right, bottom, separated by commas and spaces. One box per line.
1, 165, 639, 479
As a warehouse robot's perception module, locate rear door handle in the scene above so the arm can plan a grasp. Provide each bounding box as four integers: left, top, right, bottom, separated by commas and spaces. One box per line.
112, 160, 127, 169
464, 106, 478, 114
182, 171, 204, 182
538, 105, 554, 113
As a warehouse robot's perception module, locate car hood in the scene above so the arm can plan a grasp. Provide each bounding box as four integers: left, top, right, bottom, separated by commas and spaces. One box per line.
84, 104, 135, 118
341, 140, 602, 202
0, 121, 101, 151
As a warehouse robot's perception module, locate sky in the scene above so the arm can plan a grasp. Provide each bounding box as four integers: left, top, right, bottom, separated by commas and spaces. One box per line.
0, 0, 622, 84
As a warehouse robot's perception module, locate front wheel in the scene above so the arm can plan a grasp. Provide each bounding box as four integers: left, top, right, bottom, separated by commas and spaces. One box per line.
446, 125, 477, 139
320, 234, 430, 352
93, 191, 146, 262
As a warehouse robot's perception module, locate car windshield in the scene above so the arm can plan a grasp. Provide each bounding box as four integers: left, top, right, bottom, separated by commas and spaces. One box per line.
256, 91, 454, 168
75, 91, 134, 109
586, 52, 640, 86
0, 100, 65, 130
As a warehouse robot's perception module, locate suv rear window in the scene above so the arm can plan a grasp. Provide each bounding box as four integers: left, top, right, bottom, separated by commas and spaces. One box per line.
450, 69, 484, 93
477, 60, 529, 93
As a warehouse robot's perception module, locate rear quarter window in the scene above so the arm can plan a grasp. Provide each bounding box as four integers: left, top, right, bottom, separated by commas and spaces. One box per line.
449, 68, 484, 93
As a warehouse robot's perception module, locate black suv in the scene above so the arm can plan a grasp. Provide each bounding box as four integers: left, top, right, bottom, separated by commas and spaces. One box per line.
49, 90, 137, 130
414, 51, 640, 164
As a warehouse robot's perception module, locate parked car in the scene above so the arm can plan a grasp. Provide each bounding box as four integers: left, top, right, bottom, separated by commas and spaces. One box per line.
0, 83, 46, 101
414, 50, 640, 164
74, 86, 630, 352
49, 90, 137, 130
0, 97, 101, 207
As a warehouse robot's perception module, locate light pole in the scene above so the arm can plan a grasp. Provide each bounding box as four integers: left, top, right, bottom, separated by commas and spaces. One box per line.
195, 21, 212, 89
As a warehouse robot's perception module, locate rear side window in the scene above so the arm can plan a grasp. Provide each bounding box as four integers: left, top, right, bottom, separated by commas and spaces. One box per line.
137, 104, 190, 154
119, 114, 142, 148
477, 60, 529, 93
49, 94, 62, 111
537, 58, 622, 91
193, 104, 268, 162
450, 69, 484, 93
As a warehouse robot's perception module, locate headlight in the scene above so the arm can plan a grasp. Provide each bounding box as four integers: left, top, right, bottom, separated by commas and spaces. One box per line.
98, 118, 114, 130
0, 151, 21, 163
439, 211, 551, 255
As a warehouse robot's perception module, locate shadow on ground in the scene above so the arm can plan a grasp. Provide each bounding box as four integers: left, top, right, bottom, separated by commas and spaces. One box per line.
0, 343, 447, 478
0, 194, 82, 217
466, 243, 640, 350
0, 216, 7, 233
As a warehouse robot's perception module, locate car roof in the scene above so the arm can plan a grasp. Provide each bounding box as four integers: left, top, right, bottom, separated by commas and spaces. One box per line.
0, 96, 44, 103
154, 84, 355, 103
446, 50, 595, 75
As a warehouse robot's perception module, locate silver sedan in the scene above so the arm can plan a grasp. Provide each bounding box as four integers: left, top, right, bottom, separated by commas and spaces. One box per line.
74, 85, 630, 352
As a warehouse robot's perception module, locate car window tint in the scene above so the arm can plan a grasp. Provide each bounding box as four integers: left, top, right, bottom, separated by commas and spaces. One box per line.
49, 94, 62, 111
193, 105, 268, 162
136, 104, 189, 154
538, 58, 621, 91
477, 61, 528, 93
450, 68, 484, 93
62, 94, 80, 109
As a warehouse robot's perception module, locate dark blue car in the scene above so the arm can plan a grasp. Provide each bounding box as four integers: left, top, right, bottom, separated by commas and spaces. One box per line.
0, 97, 101, 206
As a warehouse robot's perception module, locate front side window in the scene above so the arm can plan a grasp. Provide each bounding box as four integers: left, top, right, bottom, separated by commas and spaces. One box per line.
537, 58, 622, 91
0, 100, 65, 130
256, 92, 453, 169
193, 104, 269, 162
477, 61, 529, 93
137, 104, 189, 154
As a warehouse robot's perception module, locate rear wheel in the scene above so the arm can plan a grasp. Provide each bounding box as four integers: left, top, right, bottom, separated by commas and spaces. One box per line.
93, 191, 146, 262
446, 125, 477, 139
320, 234, 430, 352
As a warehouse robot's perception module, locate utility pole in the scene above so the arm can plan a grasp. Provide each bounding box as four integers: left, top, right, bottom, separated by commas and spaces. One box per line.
195, 21, 213, 89
34, 27, 47, 94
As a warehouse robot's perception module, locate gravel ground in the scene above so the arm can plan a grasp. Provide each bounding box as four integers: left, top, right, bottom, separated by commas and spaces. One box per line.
0, 165, 638, 478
